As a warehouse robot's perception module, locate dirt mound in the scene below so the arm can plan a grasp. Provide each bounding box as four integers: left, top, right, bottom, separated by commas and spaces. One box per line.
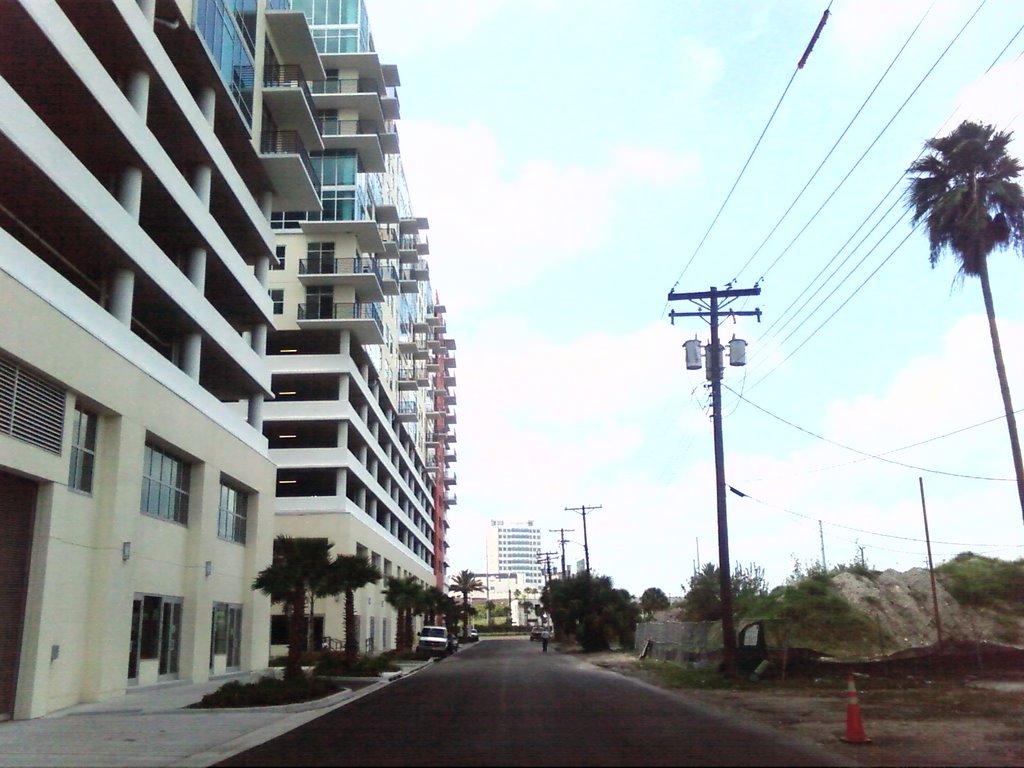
831, 568, 1024, 655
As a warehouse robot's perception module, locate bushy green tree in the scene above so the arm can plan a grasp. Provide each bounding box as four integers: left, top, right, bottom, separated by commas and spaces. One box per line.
678, 562, 771, 621
639, 587, 671, 620
543, 573, 639, 652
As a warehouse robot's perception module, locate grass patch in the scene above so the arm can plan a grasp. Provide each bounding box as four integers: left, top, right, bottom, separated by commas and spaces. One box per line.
190, 675, 340, 708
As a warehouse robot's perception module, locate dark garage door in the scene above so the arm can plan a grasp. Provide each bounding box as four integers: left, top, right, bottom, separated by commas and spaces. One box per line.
0, 471, 36, 719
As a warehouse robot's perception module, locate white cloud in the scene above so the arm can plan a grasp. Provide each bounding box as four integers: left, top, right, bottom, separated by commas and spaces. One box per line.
398, 121, 701, 312
447, 313, 1024, 595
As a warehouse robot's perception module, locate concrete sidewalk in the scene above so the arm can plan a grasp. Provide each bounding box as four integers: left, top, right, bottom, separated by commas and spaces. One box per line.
0, 662, 432, 768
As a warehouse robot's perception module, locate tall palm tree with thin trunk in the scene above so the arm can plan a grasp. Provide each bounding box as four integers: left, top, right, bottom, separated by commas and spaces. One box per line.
448, 569, 483, 639
326, 555, 381, 663
906, 120, 1024, 522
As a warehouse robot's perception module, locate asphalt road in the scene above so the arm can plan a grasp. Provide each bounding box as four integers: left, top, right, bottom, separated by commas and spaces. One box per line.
216, 637, 852, 767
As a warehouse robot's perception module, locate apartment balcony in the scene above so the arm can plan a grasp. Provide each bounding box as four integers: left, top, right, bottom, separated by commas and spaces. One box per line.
296, 301, 383, 345
310, 76, 387, 126
301, 191, 385, 253
397, 400, 419, 422
411, 260, 429, 281
397, 335, 418, 355
319, 118, 385, 172
445, 410, 457, 425
445, 393, 457, 406
412, 338, 430, 360
443, 493, 457, 506
260, 130, 321, 211
378, 262, 400, 295
425, 431, 439, 447
265, 6, 324, 78
447, 431, 457, 444
445, 448, 457, 463
297, 257, 384, 301
262, 66, 322, 150
398, 266, 418, 294
444, 472, 456, 487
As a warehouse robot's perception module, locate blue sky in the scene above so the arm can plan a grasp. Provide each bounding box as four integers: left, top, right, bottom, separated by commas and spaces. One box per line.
365, 0, 1024, 597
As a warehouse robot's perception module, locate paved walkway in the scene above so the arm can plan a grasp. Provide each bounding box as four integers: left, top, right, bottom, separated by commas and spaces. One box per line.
0, 662, 432, 767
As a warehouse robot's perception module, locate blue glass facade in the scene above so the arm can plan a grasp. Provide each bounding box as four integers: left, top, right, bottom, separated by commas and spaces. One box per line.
195, 0, 256, 126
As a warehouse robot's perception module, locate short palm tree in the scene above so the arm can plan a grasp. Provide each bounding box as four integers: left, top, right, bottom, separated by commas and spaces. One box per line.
384, 575, 424, 651
906, 120, 1024, 521
327, 555, 381, 663
252, 536, 335, 681
448, 569, 483, 638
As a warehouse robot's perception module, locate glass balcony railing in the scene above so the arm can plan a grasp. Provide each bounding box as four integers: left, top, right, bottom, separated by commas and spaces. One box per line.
297, 301, 382, 330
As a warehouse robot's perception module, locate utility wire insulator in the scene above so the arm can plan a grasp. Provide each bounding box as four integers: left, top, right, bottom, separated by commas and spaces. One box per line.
798, 9, 830, 69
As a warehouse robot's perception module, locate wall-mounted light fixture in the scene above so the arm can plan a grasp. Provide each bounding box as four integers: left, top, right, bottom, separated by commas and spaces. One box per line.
122, 542, 131, 562
205, 560, 213, 577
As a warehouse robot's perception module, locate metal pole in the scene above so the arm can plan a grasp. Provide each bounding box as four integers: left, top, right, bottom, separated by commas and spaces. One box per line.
708, 287, 737, 678
819, 520, 827, 571
918, 477, 943, 647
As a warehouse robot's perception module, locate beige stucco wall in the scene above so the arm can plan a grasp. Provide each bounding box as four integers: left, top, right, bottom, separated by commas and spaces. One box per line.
0, 271, 275, 719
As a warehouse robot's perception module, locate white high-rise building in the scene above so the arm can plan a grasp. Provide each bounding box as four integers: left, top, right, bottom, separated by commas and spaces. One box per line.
0, 0, 312, 719
486, 520, 544, 589
263, 0, 457, 653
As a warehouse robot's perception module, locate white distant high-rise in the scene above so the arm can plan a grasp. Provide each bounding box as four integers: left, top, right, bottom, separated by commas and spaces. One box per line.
485, 520, 543, 588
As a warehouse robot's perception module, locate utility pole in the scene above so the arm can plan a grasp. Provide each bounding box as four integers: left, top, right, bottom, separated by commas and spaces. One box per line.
536, 552, 557, 586
550, 527, 575, 579
819, 520, 827, 571
918, 477, 944, 648
669, 284, 761, 679
565, 504, 601, 576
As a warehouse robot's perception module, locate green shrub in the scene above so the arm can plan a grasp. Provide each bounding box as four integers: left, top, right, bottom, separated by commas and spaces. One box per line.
314, 652, 400, 677
190, 675, 339, 708
936, 554, 1024, 612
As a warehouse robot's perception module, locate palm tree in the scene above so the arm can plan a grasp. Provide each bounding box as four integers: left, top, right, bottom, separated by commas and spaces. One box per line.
448, 569, 483, 638
252, 536, 335, 681
383, 575, 424, 651
327, 555, 381, 663
907, 120, 1024, 521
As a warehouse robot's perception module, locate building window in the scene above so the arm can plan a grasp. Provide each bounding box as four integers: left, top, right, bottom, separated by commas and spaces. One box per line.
271, 245, 286, 270
218, 481, 248, 544
270, 289, 284, 315
68, 405, 98, 493
140, 444, 190, 524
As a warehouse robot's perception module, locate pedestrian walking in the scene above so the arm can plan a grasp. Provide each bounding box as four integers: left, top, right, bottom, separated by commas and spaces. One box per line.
541, 627, 550, 652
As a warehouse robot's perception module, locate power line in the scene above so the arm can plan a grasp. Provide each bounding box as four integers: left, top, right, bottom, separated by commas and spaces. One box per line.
731, 0, 938, 286
723, 383, 1017, 482
662, 4, 835, 312
754, 0, 989, 287
729, 486, 1020, 548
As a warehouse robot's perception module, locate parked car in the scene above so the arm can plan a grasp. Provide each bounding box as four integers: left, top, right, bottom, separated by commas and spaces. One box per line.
417, 626, 455, 657
530, 625, 544, 641
466, 627, 479, 642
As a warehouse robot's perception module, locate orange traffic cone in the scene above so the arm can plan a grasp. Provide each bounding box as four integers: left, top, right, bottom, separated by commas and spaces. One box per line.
840, 673, 872, 744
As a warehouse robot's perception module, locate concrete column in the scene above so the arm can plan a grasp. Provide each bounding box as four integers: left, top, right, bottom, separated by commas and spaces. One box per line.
186, 247, 207, 293
254, 254, 270, 288
117, 166, 143, 221
191, 165, 212, 209
181, 333, 201, 380
335, 467, 347, 498
250, 323, 267, 358
108, 268, 135, 325
125, 70, 150, 119
259, 191, 273, 221
247, 393, 264, 430
197, 86, 216, 128
137, 0, 156, 23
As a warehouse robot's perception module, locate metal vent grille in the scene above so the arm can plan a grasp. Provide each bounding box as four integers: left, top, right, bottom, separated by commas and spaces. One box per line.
0, 356, 66, 455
